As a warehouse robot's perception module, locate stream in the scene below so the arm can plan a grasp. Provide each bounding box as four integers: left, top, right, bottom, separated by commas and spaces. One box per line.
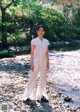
48, 49, 80, 107
0, 44, 80, 111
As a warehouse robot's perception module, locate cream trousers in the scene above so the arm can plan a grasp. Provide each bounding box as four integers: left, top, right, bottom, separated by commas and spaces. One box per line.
22, 63, 49, 101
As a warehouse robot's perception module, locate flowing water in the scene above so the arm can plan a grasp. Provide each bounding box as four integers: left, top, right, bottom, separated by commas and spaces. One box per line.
48, 48, 80, 107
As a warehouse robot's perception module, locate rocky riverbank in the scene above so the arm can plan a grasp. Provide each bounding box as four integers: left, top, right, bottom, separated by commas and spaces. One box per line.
0, 49, 80, 112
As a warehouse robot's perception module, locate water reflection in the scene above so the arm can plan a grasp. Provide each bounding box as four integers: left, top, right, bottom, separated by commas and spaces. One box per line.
49, 42, 80, 51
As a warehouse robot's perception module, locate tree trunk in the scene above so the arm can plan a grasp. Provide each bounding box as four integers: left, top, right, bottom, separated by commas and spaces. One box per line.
1, 8, 8, 48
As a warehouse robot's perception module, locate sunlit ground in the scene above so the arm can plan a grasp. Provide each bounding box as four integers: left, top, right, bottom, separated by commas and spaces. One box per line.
0, 48, 80, 111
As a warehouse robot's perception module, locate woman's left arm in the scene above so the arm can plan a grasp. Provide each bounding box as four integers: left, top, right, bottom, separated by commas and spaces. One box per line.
46, 46, 49, 71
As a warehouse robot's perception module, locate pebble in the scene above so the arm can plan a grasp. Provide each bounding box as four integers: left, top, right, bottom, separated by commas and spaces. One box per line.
64, 96, 73, 102
9, 93, 15, 98
20, 110, 26, 112
0, 51, 80, 112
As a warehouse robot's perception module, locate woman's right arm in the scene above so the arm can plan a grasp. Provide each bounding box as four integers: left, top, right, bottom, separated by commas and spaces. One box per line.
30, 44, 35, 71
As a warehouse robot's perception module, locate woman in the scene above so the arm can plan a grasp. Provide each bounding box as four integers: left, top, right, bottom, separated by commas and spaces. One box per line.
22, 25, 50, 102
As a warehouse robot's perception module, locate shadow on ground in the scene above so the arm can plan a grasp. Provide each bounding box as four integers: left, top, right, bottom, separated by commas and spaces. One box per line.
23, 100, 53, 112
0, 57, 30, 76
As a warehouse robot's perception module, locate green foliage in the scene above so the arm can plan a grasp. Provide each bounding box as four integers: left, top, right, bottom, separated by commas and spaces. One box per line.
31, 4, 67, 41
0, 0, 80, 47
63, 3, 80, 40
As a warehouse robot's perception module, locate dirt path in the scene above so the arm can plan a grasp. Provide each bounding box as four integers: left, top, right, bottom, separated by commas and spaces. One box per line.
0, 50, 80, 112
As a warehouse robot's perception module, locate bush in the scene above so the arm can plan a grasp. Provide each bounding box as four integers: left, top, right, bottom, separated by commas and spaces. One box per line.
32, 4, 67, 41
1, 1, 80, 47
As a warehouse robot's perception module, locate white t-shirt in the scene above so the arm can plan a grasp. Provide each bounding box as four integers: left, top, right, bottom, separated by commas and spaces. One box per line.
31, 37, 50, 65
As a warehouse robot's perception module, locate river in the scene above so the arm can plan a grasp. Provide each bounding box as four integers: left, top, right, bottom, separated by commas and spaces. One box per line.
0, 45, 80, 111
48, 49, 80, 107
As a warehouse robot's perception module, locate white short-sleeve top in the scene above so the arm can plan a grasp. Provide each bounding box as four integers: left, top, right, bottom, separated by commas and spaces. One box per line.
31, 37, 50, 65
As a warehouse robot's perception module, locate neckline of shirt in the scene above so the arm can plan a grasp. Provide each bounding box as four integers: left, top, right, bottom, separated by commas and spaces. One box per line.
37, 37, 44, 42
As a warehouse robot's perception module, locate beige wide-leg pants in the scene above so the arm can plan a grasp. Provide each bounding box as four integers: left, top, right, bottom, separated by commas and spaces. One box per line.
22, 62, 48, 101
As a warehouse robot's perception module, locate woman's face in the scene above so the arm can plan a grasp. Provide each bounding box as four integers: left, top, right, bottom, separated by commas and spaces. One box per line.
37, 27, 45, 37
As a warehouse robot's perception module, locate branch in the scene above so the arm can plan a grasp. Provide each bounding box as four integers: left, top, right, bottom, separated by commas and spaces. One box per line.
5, 0, 14, 9
0, 1, 3, 10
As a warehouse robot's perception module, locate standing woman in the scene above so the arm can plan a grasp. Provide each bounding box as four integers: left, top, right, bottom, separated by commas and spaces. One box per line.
22, 25, 50, 102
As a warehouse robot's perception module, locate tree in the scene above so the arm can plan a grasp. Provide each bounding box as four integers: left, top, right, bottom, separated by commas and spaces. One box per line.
0, 0, 14, 48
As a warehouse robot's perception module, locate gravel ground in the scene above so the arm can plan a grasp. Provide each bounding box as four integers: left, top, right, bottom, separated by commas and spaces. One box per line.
0, 50, 80, 112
